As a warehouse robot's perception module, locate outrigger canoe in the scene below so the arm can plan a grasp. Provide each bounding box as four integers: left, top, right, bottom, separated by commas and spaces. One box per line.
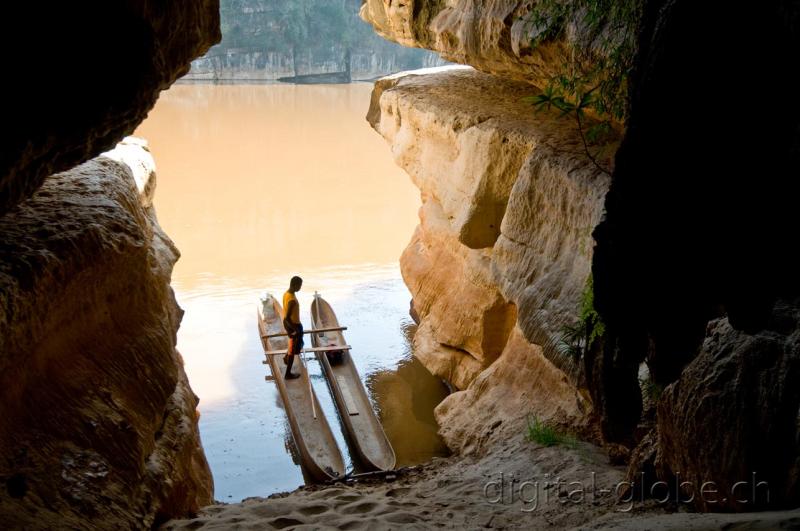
257, 294, 345, 482
310, 293, 396, 472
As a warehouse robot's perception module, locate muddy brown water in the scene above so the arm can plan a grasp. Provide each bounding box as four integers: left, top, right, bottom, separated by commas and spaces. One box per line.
134, 83, 450, 501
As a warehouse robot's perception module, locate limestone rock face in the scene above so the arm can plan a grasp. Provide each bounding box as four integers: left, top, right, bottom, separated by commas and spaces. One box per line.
401, 199, 517, 389
370, 67, 610, 390
360, 0, 605, 90
652, 300, 800, 511
0, 138, 213, 528
0, 2, 221, 215
436, 327, 591, 454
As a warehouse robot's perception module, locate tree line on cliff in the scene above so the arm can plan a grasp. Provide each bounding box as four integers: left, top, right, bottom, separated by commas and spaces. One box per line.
198, 0, 439, 77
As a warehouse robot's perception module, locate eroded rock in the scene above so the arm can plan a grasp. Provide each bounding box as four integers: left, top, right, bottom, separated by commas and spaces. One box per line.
0, 139, 213, 528
435, 327, 591, 454
360, 0, 621, 91
370, 67, 610, 390
401, 199, 517, 388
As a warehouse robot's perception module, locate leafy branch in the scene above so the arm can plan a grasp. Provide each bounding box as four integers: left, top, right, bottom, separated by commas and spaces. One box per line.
517, 0, 643, 174
523, 87, 614, 175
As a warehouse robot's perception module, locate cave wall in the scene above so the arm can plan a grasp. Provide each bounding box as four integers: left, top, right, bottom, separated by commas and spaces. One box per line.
653, 300, 800, 511
365, 0, 800, 511
0, 2, 220, 526
590, 0, 800, 508
0, 1, 221, 215
592, 0, 800, 440
0, 139, 213, 528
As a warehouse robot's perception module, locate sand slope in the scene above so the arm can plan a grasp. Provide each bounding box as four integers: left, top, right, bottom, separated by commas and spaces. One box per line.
164, 434, 629, 529
164, 430, 800, 530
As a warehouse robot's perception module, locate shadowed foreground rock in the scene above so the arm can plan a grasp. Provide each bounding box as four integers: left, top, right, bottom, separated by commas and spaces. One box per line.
652, 300, 800, 511
0, 1, 220, 215
0, 139, 213, 528
590, 0, 800, 445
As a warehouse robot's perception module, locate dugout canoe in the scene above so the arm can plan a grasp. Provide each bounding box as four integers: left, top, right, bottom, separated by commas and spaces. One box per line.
257, 294, 345, 482
310, 293, 396, 472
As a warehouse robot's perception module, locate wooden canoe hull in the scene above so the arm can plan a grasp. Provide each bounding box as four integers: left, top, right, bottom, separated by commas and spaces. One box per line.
258, 295, 345, 483
310, 295, 396, 472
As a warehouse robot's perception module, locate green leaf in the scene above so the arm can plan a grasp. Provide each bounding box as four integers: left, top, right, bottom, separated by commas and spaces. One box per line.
577, 92, 594, 109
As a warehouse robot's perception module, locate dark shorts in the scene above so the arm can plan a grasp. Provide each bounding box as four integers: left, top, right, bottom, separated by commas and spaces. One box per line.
288, 323, 304, 355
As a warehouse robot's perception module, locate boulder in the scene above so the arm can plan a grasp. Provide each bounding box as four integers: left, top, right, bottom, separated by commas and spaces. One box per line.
653, 301, 800, 511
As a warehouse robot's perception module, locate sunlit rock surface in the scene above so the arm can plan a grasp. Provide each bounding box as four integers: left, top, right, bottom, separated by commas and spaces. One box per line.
369, 68, 610, 397
436, 327, 591, 454
360, 0, 605, 90
0, 138, 213, 528
0, 1, 220, 215
402, 199, 517, 390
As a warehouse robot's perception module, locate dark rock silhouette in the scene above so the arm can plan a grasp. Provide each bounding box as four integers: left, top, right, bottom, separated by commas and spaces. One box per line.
0, 1, 221, 215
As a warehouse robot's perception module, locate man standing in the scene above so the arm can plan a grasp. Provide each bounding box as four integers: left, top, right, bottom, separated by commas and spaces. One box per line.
282, 276, 304, 379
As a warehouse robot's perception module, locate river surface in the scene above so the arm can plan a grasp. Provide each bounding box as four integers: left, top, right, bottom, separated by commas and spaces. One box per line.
135, 84, 450, 502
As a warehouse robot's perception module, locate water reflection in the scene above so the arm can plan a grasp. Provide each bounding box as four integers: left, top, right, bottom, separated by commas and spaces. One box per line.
134, 84, 450, 501
135, 83, 420, 285
367, 322, 451, 467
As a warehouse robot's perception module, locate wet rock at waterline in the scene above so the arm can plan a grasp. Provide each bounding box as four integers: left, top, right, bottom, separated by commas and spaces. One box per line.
0, 1, 220, 215
0, 138, 213, 527
369, 67, 610, 393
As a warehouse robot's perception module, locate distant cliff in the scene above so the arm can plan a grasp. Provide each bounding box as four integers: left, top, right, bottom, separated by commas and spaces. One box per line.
186, 46, 446, 81
184, 0, 446, 81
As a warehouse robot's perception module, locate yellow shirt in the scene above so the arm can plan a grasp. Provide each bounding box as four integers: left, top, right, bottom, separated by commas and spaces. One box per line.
283, 291, 300, 324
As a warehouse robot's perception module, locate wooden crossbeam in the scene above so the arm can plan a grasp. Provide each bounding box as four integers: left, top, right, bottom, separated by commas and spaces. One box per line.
263, 345, 351, 356
262, 326, 347, 339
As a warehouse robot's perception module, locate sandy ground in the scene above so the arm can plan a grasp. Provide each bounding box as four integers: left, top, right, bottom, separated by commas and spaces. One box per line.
163, 430, 800, 530
163, 433, 632, 530
584, 508, 800, 530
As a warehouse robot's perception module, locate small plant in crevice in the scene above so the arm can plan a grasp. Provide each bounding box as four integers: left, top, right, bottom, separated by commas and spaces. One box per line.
520, 0, 643, 121
518, 0, 645, 174
524, 86, 617, 175
557, 274, 605, 363
526, 416, 577, 448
